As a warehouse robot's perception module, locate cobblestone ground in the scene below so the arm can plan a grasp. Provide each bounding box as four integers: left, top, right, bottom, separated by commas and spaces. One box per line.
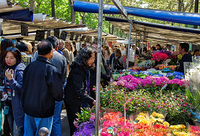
61, 109, 70, 136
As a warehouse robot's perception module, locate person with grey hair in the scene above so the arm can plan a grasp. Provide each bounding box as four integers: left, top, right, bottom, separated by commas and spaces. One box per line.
64, 46, 96, 136
58, 39, 70, 76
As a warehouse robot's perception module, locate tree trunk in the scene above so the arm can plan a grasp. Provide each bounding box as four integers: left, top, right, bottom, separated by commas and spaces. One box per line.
29, 0, 35, 13
109, 22, 111, 34
80, 13, 86, 24
178, 0, 182, 12
51, 0, 55, 17
194, 0, 199, 28
69, 0, 75, 23
112, 24, 114, 35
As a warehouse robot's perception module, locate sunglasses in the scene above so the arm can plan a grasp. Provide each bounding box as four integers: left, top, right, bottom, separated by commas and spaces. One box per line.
6, 47, 18, 52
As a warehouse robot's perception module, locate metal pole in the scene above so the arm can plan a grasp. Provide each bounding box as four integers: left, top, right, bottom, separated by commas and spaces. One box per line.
141, 35, 144, 54
0, 19, 3, 40
95, 0, 103, 135
126, 23, 132, 69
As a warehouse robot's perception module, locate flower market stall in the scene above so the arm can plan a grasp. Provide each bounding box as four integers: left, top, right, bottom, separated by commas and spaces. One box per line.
72, 65, 200, 135
72, 1, 200, 135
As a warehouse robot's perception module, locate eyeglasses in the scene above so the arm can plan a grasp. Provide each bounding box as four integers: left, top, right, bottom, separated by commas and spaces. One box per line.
6, 47, 18, 52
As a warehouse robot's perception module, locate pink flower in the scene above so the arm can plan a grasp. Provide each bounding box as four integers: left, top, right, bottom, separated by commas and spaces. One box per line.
147, 105, 150, 108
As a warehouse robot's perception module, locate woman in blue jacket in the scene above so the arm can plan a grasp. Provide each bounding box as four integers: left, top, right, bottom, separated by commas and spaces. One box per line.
2, 47, 25, 136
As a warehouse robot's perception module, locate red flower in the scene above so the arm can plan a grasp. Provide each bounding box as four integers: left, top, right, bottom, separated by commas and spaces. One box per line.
152, 53, 168, 62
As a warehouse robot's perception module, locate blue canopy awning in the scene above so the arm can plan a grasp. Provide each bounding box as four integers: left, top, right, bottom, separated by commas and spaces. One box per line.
0, 9, 33, 22
73, 0, 200, 26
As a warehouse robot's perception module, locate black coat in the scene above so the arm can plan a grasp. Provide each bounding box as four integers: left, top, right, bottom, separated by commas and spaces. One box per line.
64, 62, 94, 106
177, 53, 192, 73
22, 56, 63, 118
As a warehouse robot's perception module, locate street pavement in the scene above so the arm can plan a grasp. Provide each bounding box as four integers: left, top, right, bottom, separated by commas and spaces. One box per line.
61, 109, 70, 136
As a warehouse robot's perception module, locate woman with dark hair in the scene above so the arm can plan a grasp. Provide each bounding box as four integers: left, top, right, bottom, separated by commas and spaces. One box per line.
64, 46, 96, 136
111, 49, 125, 71
0, 39, 14, 60
2, 47, 25, 136
0, 39, 14, 135
156, 44, 162, 50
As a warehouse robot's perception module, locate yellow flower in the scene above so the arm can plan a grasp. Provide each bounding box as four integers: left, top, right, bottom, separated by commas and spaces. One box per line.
170, 125, 186, 129
139, 112, 146, 116
178, 54, 182, 60
135, 115, 146, 121
152, 112, 157, 117
163, 121, 170, 127
157, 113, 164, 118
151, 112, 164, 119
139, 119, 149, 125
173, 131, 189, 136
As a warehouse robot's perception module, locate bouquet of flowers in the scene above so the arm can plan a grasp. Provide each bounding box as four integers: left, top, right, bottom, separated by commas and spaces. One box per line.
152, 53, 168, 63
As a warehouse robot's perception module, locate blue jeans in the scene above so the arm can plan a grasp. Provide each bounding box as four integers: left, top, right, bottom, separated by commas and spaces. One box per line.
24, 114, 53, 136
13, 121, 24, 136
51, 101, 63, 136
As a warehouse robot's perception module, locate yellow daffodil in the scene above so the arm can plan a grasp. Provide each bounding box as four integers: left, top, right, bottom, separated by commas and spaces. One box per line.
170, 125, 186, 129
138, 112, 146, 116
139, 119, 149, 125
163, 121, 170, 127
136, 115, 146, 121
173, 131, 189, 136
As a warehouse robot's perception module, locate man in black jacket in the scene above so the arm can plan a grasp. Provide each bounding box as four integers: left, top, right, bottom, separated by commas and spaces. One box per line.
177, 43, 192, 73
22, 40, 63, 136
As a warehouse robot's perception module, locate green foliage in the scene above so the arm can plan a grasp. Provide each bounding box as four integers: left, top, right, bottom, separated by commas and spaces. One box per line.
100, 85, 192, 125
75, 107, 92, 125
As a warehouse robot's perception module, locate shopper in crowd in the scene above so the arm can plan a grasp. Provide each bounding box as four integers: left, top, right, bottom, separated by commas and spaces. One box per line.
120, 44, 126, 57
64, 46, 96, 136
30, 42, 37, 57
46, 36, 67, 136
129, 45, 136, 67
58, 39, 70, 76
90, 44, 110, 99
72, 42, 78, 57
151, 46, 156, 51
156, 44, 162, 50
111, 48, 125, 71
194, 49, 200, 57
23, 41, 33, 55
22, 40, 63, 136
0, 39, 14, 135
109, 47, 116, 68
103, 45, 111, 66
81, 43, 86, 49
177, 43, 192, 73
2, 47, 26, 136
65, 41, 74, 65
16, 42, 32, 66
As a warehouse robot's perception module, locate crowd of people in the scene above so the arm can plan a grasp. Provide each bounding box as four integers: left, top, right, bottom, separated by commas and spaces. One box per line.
0, 36, 198, 136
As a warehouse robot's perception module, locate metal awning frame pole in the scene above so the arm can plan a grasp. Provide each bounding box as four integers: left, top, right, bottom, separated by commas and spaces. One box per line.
95, 0, 103, 135
126, 23, 132, 69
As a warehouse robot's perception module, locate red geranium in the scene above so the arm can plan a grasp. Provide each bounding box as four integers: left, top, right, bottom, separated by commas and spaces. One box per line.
152, 53, 168, 62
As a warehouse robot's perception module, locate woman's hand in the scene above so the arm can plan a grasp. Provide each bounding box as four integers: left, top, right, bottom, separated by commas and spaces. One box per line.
5, 69, 14, 80
93, 100, 96, 105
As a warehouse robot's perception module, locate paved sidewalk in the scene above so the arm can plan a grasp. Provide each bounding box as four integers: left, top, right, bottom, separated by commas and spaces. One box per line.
61, 110, 70, 136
